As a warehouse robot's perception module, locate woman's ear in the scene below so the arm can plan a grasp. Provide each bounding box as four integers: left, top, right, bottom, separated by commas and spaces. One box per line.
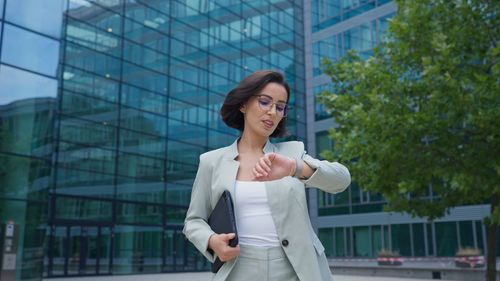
240, 104, 246, 114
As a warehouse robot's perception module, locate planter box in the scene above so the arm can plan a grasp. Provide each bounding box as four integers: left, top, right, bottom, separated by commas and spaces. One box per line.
455, 255, 485, 268
377, 257, 403, 266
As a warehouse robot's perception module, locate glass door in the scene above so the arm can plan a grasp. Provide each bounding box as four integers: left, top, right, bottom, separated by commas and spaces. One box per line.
48, 225, 111, 276
49, 226, 67, 275
67, 226, 82, 275
163, 228, 194, 271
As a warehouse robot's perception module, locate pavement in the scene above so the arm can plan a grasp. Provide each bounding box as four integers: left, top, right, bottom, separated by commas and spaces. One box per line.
44, 272, 454, 281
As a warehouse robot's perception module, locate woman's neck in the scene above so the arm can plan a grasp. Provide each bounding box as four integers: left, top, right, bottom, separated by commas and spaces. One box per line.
237, 131, 268, 154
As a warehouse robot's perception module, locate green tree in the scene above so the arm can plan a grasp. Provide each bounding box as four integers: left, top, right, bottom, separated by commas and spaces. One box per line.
318, 1, 499, 280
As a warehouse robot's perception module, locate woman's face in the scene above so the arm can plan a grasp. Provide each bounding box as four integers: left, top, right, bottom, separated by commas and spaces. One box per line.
240, 82, 288, 138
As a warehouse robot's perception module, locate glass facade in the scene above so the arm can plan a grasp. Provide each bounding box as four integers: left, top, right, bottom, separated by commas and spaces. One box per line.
319, 220, 489, 258
311, 0, 391, 32
1, 0, 306, 279
0, 0, 62, 280
311, 14, 392, 120
2, 1, 497, 279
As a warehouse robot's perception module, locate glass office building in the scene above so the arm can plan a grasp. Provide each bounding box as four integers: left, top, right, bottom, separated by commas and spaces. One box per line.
306, 0, 497, 260
1, 0, 306, 279
1, 0, 497, 280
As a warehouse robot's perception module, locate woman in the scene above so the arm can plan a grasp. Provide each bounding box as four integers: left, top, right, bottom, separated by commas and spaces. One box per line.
183, 70, 351, 281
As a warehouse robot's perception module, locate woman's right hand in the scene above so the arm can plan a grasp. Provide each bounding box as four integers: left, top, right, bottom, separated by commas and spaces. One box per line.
208, 233, 240, 262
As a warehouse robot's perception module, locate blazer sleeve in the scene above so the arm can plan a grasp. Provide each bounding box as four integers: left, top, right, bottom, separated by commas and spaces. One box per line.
297, 142, 351, 194
182, 153, 216, 262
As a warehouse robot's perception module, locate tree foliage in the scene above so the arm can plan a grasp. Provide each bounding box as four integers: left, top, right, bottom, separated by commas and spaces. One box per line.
319, 1, 499, 279
319, 0, 499, 220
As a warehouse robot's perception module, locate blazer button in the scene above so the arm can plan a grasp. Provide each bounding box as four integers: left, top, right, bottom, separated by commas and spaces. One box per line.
281, 239, 289, 247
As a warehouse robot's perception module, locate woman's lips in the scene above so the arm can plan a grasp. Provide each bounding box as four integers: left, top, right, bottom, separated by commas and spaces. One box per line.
262, 120, 274, 129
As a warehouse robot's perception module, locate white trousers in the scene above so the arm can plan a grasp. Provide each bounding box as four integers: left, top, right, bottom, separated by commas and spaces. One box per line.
219, 244, 300, 281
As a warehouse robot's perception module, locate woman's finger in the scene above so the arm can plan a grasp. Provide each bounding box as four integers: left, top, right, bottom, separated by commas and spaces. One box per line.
253, 167, 263, 178
255, 163, 267, 176
259, 158, 271, 173
265, 153, 274, 166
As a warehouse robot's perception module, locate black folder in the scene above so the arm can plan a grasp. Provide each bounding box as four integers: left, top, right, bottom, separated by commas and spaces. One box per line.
207, 190, 238, 273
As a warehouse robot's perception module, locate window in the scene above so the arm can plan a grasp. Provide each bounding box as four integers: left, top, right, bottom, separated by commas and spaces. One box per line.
5, 0, 64, 37
0, 64, 58, 105
353, 226, 370, 257
2, 23, 59, 77
319, 228, 334, 257
391, 224, 411, 256
435, 222, 458, 256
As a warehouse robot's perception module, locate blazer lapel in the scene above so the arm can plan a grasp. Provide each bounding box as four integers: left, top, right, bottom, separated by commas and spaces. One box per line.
212, 139, 240, 207
213, 158, 239, 207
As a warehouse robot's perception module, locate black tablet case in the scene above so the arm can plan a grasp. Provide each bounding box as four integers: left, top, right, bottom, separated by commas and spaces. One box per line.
207, 190, 239, 273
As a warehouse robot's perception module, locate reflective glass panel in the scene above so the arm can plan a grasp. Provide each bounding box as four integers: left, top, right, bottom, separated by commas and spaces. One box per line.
116, 203, 162, 225
59, 117, 117, 149
335, 227, 346, 256
169, 98, 208, 127
61, 92, 119, 125
57, 141, 116, 174
117, 153, 164, 180
49, 226, 67, 276
426, 223, 435, 256
0, 64, 58, 105
55, 167, 115, 198
62, 66, 119, 102
5, 0, 64, 37
207, 130, 234, 150
0, 154, 50, 200
67, 0, 122, 34
413, 223, 425, 256
372, 226, 382, 257
475, 221, 485, 254
1, 23, 59, 76
166, 183, 192, 206
121, 84, 167, 115
99, 227, 112, 274
124, 1, 170, 36
435, 222, 458, 256
459, 221, 474, 248
55, 196, 112, 221
123, 17, 169, 52
67, 226, 81, 275
166, 206, 186, 225
319, 228, 334, 257
116, 176, 165, 203
343, 22, 374, 59
66, 17, 122, 58
175, 230, 197, 270
64, 42, 122, 79
391, 224, 412, 256
120, 108, 167, 137
123, 40, 168, 73
353, 226, 370, 257
0, 93, 56, 158
113, 226, 163, 274
0, 199, 47, 279
121, 62, 167, 94
119, 129, 165, 157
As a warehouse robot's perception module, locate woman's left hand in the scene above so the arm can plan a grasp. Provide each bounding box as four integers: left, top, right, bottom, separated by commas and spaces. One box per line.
253, 153, 295, 181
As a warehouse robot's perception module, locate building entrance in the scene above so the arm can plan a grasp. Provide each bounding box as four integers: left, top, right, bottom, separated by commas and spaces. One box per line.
48, 225, 111, 276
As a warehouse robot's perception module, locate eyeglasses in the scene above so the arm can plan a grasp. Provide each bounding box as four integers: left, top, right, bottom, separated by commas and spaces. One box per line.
255, 94, 289, 117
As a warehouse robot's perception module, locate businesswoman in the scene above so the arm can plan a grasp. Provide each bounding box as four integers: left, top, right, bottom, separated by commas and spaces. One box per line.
183, 70, 351, 281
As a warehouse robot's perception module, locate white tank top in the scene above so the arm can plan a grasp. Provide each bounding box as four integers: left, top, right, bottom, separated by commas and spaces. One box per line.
234, 180, 280, 247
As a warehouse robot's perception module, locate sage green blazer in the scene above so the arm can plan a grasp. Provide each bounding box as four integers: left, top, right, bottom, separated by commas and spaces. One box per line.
183, 138, 351, 281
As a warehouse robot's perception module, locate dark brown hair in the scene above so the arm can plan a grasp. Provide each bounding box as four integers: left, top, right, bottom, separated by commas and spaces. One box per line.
220, 70, 290, 138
